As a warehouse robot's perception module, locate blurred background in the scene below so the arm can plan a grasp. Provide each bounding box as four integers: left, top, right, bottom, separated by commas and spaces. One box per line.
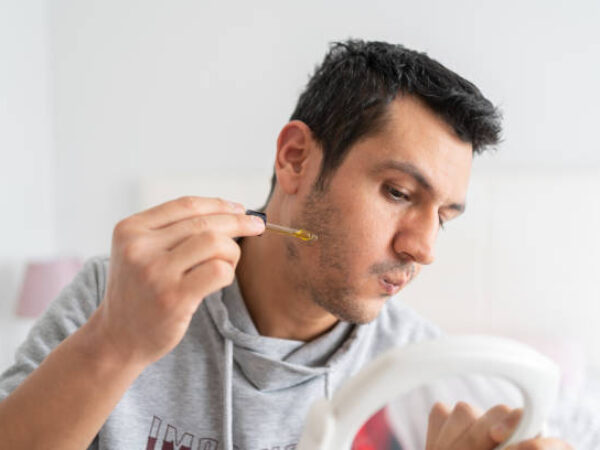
1, 0, 599, 401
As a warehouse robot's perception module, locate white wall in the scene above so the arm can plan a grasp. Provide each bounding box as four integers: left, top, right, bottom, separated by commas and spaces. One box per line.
2, 0, 600, 371
49, 0, 600, 256
0, 0, 55, 370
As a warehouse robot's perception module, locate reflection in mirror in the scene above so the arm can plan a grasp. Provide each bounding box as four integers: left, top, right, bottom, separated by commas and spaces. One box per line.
351, 374, 524, 450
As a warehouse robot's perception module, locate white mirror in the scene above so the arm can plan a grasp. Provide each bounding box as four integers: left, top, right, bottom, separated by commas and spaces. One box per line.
298, 336, 559, 450
352, 373, 524, 449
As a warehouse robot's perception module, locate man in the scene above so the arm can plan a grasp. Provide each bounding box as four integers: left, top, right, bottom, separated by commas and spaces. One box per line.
0, 40, 572, 449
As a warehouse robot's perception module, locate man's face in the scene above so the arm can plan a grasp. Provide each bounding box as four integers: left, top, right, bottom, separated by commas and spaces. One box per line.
289, 95, 472, 324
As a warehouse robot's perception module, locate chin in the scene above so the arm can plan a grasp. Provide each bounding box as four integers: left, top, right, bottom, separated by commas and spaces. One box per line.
332, 298, 388, 324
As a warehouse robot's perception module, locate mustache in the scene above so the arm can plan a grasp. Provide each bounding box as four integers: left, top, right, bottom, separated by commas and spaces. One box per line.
369, 261, 416, 278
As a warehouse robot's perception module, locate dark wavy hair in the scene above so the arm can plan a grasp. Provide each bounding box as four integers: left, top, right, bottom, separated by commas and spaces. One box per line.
267, 39, 502, 197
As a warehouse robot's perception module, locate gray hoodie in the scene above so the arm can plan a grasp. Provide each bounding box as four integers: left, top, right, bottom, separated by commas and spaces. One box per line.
0, 256, 441, 450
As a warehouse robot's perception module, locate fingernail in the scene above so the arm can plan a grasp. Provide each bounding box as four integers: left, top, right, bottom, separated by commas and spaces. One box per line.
490, 423, 509, 441
249, 215, 266, 228
229, 202, 245, 213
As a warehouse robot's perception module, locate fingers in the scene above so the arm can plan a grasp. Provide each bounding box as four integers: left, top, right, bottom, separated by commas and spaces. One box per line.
153, 211, 263, 314
449, 404, 514, 449
424, 402, 569, 450
169, 231, 242, 276
156, 212, 266, 250
133, 196, 245, 230
426, 403, 450, 450
434, 402, 480, 447
101, 195, 266, 365
179, 258, 237, 309
489, 407, 523, 443
426, 402, 524, 450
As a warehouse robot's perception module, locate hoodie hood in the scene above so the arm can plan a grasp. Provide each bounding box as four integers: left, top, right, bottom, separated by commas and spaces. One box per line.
204, 278, 373, 450
204, 278, 368, 393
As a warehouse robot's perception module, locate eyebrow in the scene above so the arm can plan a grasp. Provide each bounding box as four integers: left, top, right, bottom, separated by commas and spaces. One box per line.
372, 160, 466, 214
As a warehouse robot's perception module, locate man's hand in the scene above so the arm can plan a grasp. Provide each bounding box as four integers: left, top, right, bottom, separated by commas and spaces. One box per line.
0, 196, 265, 450
425, 402, 573, 450
95, 196, 265, 367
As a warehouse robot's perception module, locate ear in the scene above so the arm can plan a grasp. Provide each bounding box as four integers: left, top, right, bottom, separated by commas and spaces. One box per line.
274, 120, 319, 195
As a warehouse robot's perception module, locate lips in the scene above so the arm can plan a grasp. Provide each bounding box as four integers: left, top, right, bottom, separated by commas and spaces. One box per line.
379, 276, 407, 295
382, 274, 405, 285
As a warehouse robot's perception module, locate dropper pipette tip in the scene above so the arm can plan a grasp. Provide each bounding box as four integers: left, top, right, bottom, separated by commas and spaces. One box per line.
246, 210, 318, 242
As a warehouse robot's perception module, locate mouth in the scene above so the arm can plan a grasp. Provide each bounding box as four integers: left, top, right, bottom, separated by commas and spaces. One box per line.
379, 275, 407, 295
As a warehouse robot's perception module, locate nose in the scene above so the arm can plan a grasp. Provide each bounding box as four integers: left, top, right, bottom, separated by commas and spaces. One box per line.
392, 210, 438, 265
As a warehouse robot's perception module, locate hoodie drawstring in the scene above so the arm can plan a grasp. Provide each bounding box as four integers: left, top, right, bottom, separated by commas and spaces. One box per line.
325, 370, 332, 400
223, 338, 233, 450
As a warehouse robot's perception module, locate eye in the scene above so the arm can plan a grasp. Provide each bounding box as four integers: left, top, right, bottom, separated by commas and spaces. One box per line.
385, 184, 410, 202
385, 184, 447, 230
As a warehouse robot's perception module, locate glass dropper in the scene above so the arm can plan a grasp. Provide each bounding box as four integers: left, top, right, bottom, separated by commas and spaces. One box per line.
246, 210, 318, 242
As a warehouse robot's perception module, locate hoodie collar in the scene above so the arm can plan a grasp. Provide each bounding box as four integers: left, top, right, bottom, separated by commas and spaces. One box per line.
205, 279, 369, 392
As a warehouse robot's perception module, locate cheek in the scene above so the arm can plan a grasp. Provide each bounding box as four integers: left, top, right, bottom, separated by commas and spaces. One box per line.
334, 196, 395, 263
339, 191, 385, 235
351, 206, 395, 252
342, 231, 388, 276
307, 184, 393, 267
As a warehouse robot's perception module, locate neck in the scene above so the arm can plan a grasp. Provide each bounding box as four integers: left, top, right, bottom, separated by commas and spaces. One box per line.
235, 231, 338, 342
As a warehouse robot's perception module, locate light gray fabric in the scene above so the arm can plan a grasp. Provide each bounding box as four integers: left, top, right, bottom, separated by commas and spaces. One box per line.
0, 255, 442, 450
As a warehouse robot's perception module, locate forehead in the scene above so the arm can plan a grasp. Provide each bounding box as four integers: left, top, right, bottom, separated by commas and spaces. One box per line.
339, 95, 473, 199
